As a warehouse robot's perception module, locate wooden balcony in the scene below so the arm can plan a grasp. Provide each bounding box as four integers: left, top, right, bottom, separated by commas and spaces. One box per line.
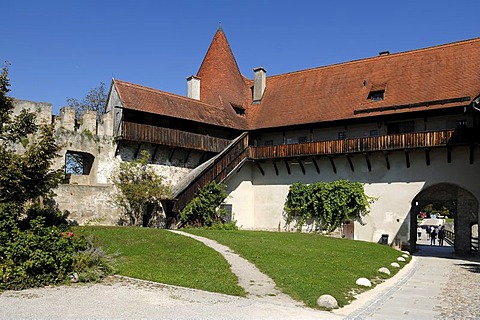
118, 122, 231, 153
249, 129, 476, 160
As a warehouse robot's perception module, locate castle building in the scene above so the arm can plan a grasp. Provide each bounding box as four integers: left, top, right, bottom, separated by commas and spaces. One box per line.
19, 27, 480, 253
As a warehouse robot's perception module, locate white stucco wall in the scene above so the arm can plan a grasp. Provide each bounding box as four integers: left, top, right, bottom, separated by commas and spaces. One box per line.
224, 145, 480, 246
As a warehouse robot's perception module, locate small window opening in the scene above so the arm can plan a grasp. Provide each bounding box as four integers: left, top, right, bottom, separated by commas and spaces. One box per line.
456, 120, 467, 128
369, 130, 379, 137
65, 151, 94, 175
299, 136, 308, 143
219, 204, 233, 222
231, 103, 245, 116
387, 121, 415, 134
264, 140, 274, 146
368, 90, 385, 101
338, 132, 346, 139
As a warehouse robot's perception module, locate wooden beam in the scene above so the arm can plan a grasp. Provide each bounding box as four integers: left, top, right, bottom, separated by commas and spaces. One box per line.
256, 161, 265, 176
384, 151, 390, 170
425, 148, 430, 166
183, 149, 192, 165
470, 144, 475, 165
364, 153, 371, 172
134, 143, 142, 159
329, 156, 337, 174
284, 159, 291, 175
312, 157, 320, 174
272, 160, 279, 176
297, 159, 306, 175
405, 150, 410, 168
168, 147, 176, 163
447, 147, 452, 163
346, 155, 354, 172
151, 144, 160, 162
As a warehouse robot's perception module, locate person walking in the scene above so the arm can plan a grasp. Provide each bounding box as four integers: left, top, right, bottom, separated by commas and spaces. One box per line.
438, 226, 445, 246
430, 227, 437, 246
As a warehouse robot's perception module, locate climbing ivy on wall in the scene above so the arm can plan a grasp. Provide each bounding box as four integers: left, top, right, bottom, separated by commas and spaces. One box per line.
284, 180, 375, 232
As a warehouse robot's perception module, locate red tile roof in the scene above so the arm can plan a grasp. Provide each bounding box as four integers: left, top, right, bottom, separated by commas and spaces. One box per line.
113, 80, 247, 129
249, 38, 480, 129
113, 32, 480, 131
196, 28, 253, 110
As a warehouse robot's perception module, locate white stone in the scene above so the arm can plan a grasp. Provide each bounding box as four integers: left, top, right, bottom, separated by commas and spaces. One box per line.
316, 294, 338, 309
378, 267, 391, 275
397, 257, 406, 262
391, 262, 401, 268
355, 277, 372, 287
402, 254, 409, 259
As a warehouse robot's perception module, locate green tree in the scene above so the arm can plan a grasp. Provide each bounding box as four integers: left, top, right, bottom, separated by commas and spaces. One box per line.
112, 150, 172, 227
284, 180, 374, 232
0, 63, 113, 290
66, 82, 107, 121
180, 181, 229, 227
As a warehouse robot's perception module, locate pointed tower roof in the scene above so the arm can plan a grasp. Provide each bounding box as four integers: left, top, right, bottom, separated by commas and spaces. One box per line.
197, 28, 252, 109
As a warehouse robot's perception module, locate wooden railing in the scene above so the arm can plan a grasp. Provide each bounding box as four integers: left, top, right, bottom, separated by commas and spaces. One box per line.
119, 122, 232, 153
472, 237, 479, 253
444, 230, 455, 246
250, 129, 472, 160
172, 132, 249, 213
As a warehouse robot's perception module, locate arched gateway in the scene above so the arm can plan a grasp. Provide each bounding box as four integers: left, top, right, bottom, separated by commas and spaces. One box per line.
410, 183, 479, 254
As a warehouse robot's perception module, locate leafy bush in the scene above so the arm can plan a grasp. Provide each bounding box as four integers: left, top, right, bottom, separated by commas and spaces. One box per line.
180, 182, 230, 227
284, 180, 375, 232
204, 220, 238, 230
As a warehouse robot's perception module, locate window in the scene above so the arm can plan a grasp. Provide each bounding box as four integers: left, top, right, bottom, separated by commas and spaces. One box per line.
338, 131, 346, 139
220, 204, 233, 222
230, 103, 245, 116
264, 140, 274, 146
286, 138, 299, 144
65, 151, 94, 175
368, 90, 385, 101
299, 136, 308, 143
456, 120, 467, 128
387, 121, 415, 134
369, 129, 379, 136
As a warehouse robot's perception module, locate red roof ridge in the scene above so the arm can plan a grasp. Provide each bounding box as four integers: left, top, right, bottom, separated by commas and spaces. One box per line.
267, 37, 480, 80
113, 79, 225, 110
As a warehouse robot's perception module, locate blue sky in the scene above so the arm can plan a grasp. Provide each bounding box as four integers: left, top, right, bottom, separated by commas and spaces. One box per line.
3, 0, 479, 114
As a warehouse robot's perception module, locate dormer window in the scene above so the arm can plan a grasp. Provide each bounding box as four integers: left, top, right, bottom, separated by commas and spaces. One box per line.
368, 90, 385, 101
231, 103, 245, 116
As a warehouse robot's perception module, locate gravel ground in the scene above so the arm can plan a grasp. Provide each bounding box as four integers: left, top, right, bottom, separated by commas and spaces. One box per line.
434, 257, 480, 319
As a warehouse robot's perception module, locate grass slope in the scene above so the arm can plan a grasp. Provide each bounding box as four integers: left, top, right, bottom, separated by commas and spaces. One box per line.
186, 230, 408, 308
79, 226, 245, 296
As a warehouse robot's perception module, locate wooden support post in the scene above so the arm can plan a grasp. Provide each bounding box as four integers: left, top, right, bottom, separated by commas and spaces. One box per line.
329, 156, 337, 174
284, 159, 291, 175
183, 149, 192, 165
346, 154, 354, 172
447, 147, 452, 163
256, 161, 265, 176
134, 143, 142, 159
364, 153, 371, 172
425, 148, 430, 166
272, 160, 279, 176
312, 157, 320, 174
470, 144, 475, 165
168, 147, 176, 163
384, 151, 390, 170
151, 144, 160, 163
297, 159, 306, 175
405, 150, 410, 168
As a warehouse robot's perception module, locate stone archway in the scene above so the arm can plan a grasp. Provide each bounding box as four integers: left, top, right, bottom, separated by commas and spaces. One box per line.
410, 183, 479, 254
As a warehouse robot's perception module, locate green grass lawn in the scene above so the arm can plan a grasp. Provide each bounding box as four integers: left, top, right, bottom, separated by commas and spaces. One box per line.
80, 227, 409, 309
78, 226, 245, 296
185, 229, 408, 308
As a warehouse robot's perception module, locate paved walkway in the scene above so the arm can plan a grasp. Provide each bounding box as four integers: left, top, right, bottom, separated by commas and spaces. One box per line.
1, 230, 479, 319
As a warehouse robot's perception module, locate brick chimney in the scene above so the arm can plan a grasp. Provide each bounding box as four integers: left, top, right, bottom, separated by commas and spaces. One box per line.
187, 75, 201, 100
253, 67, 266, 102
